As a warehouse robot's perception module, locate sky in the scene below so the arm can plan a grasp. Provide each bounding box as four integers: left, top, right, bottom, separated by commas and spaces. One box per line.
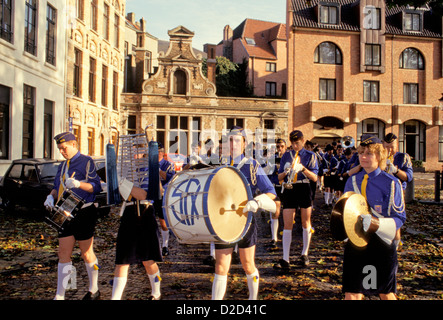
125, 0, 287, 51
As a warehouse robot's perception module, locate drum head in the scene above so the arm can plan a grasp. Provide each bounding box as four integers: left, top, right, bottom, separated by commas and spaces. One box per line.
206, 167, 252, 243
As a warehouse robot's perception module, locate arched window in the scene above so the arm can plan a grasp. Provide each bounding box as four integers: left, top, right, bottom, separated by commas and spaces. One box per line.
399, 48, 424, 70
174, 69, 187, 95
314, 42, 342, 65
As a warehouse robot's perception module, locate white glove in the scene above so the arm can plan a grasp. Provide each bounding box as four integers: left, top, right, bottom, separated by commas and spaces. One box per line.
44, 195, 54, 209
243, 194, 277, 214
361, 214, 374, 232
293, 163, 304, 173
386, 161, 398, 174
65, 177, 81, 189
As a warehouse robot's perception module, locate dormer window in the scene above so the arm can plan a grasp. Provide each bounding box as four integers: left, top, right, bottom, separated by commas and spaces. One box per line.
363, 6, 381, 30
404, 11, 422, 32
245, 37, 255, 45
319, 4, 338, 25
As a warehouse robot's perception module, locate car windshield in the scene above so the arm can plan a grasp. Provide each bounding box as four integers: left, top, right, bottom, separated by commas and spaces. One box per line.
38, 162, 61, 180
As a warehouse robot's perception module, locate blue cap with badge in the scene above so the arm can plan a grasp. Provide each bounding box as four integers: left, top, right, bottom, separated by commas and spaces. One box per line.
54, 132, 76, 144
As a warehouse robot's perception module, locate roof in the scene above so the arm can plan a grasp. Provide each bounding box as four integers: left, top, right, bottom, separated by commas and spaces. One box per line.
231, 18, 287, 59
290, 0, 442, 38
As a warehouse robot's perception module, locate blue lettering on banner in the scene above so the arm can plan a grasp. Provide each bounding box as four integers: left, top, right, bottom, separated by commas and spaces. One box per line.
170, 178, 201, 226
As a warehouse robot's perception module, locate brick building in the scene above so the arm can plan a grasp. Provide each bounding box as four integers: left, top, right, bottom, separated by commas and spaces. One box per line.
216, 19, 287, 98
287, 0, 443, 170
121, 26, 288, 155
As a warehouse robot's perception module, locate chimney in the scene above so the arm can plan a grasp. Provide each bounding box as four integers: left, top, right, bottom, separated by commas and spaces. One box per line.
223, 25, 233, 42
127, 12, 136, 24
204, 44, 217, 85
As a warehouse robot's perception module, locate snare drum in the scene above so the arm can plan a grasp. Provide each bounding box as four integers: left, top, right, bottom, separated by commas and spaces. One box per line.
162, 166, 253, 244
45, 190, 85, 232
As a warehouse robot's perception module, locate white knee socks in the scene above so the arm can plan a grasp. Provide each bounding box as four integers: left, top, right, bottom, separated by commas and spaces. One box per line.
270, 213, 278, 242
85, 259, 99, 294
54, 261, 73, 300
161, 230, 169, 248
246, 269, 259, 300
111, 277, 127, 300
212, 274, 227, 300
282, 229, 292, 262
148, 271, 162, 299
302, 227, 312, 256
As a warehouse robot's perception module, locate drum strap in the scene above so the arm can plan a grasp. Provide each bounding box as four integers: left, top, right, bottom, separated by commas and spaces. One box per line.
57, 160, 70, 201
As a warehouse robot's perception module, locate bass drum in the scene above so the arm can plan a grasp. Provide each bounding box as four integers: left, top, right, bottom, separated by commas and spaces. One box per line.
163, 166, 253, 244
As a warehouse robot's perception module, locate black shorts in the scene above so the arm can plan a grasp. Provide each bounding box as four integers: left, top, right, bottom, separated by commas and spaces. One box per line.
115, 204, 162, 265
281, 183, 312, 209
58, 204, 97, 241
215, 217, 257, 250
342, 236, 398, 295
154, 198, 164, 219
324, 174, 336, 189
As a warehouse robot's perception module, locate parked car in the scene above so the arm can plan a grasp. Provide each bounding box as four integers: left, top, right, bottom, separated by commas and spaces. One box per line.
0, 157, 109, 216
164, 153, 186, 172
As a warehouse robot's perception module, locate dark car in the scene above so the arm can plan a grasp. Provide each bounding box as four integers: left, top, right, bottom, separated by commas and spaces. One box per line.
0, 158, 62, 212
0, 157, 110, 215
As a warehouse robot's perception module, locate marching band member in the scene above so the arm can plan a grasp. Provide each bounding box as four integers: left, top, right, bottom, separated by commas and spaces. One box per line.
154, 143, 175, 256
212, 126, 276, 300
44, 132, 102, 300
321, 144, 338, 207
336, 147, 353, 199
383, 133, 413, 248
111, 146, 163, 300
342, 135, 406, 300
274, 130, 318, 271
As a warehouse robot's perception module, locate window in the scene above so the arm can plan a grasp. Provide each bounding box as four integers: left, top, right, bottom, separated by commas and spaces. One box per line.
0, 85, 10, 159
363, 81, 379, 102
404, 12, 421, 32
127, 115, 136, 135
144, 51, 152, 74
319, 79, 336, 100
314, 42, 342, 65
46, 5, 57, 65
23, 85, 35, 159
25, 0, 37, 55
112, 71, 118, 110
439, 126, 443, 162
89, 57, 96, 102
266, 82, 276, 96
227, 118, 244, 130
75, 0, 84, 20
266, 62, 276, 72
320, 5, 338, 25
156, 115, 166, 148
0, 0, 13, 42
114, 14, 119, 48
365, 44, 380, 66
169, 116, 188, 154
44, 100, 53, 158
103, 3, 109, 40
174, 69, 186, 95
399, 120, 426, 161
358, 118, 385, 144
90, 0, 97, 31
87, 128, 94, 155
245, 37, 255, 45
363, 6, 381, 30
264, 119, 274, 130
399, 48, 424, 70
101, 65, 108, 106
403, 83, 418, 104
73, 48, 81, 97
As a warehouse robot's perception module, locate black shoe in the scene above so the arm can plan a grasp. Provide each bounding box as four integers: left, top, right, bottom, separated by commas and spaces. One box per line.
273, 259, 290, 272
203, 255, 216, 267
300, 255, 310, 267
82, 290, 100, 300
268, 240, 278, 251
162, 247, 169, 256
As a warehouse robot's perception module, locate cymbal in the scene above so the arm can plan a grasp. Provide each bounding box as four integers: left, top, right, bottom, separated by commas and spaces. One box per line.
330, 192, 354, 241
343, 193, 370, 247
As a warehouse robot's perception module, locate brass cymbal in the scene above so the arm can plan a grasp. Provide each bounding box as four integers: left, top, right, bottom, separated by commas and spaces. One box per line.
343, 193, 370, 247
330, 192, 354, 241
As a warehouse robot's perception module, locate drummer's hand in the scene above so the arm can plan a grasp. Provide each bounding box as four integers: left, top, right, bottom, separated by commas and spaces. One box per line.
44, 195, 54, 209
243, 200, 259, 213
65, 177, 81, 189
